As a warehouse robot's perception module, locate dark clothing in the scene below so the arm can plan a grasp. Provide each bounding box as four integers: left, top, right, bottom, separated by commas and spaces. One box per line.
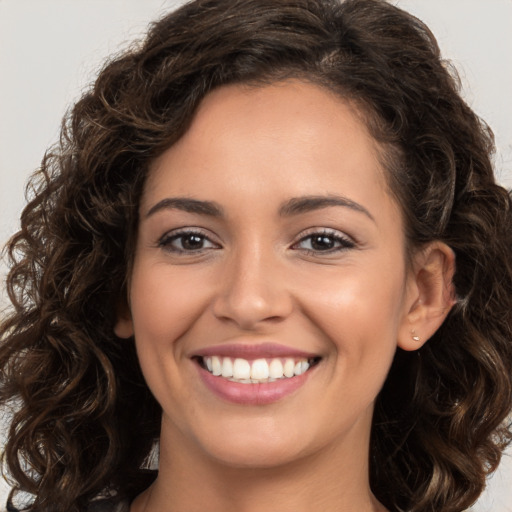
7, 498, 130, 512
88, 498, 130, 512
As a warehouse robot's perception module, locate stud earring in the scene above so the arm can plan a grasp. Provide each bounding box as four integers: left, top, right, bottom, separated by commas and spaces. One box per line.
411, 330, 420, 342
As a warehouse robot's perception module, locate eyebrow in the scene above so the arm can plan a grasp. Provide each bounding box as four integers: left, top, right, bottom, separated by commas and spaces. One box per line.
145, 197, 224, 218
279, 195, 375, 221
145, 194, 374, 221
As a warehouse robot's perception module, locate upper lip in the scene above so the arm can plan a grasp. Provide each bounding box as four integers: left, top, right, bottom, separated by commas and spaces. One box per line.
193, 342, 319, 360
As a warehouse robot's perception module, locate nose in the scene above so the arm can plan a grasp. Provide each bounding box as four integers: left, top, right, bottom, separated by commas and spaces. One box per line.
211, 244, 293, 330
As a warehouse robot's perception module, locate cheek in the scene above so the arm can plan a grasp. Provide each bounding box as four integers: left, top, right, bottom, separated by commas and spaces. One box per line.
305, 262, 405, 331
128, 263, 211, 358
297, 261, 406, 376
127, 264, 214, 418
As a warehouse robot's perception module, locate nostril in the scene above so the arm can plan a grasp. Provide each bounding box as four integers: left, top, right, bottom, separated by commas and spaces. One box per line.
210, 276, 293, 329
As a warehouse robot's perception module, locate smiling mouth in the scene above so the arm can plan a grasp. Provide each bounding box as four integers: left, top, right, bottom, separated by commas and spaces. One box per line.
195, 356, 321, 384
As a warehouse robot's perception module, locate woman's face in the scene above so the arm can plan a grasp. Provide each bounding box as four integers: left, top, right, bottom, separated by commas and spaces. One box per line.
117, 81, 418, 469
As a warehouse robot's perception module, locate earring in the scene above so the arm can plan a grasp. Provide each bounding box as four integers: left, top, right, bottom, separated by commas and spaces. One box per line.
411, 329, 420, 342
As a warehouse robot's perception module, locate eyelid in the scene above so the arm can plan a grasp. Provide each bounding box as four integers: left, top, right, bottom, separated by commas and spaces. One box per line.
295, 226, 355, 241
291, 227, 356, 253
157, 227, 221, 253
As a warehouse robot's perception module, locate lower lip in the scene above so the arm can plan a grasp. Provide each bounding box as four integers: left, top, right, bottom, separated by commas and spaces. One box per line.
197, 365, 313, 405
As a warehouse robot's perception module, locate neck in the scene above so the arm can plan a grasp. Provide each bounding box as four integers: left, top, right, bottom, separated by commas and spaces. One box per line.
132, 416, 387, 512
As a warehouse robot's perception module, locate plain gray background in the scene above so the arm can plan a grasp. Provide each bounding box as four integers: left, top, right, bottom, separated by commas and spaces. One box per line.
0, 1, 511, 510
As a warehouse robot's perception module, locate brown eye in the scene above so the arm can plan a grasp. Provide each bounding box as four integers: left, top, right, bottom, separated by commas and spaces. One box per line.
310, 235, 337, 251
180, 233, 206, 250
159, 230, 219, 253
294, 230, 355, 254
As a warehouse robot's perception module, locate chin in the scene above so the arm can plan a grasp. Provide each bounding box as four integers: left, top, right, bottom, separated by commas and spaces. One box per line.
182, 414, 316, 470
206, 440, 308, 470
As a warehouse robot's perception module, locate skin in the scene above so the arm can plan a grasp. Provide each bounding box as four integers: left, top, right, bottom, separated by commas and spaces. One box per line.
116, 80, 455, 512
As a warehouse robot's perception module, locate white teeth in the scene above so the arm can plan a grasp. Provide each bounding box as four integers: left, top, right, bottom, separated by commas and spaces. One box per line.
269, 359, 284, 379
212, 356, 222, 376
283, 358, 295, 378
233, 358, 251, 380
251, 359, 269, 380
202, 356, 315, 382
221, 357, 233, 377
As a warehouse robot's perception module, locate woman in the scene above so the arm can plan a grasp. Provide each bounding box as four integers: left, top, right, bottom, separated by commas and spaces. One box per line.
1, 0, 511, 511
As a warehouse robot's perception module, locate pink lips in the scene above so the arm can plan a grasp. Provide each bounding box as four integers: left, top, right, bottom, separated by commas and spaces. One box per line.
193, 343, 319, 405
194, 342, 318, 360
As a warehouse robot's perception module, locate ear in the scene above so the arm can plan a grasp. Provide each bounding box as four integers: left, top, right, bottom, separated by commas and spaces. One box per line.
114, 300, 134, 339
398, 241, 456, 351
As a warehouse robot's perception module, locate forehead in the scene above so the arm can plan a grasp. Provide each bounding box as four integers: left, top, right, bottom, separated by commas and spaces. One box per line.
143, 80, 395, 218
176, 80, 380, 161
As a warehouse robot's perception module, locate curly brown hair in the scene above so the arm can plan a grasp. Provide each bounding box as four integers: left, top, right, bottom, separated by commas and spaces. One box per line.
1, 0, 511, 511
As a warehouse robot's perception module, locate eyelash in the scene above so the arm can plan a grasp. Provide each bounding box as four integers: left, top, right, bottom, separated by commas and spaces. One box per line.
158, 229, 219, 254
292, 229, 356, 255
157, 228, 355, 256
